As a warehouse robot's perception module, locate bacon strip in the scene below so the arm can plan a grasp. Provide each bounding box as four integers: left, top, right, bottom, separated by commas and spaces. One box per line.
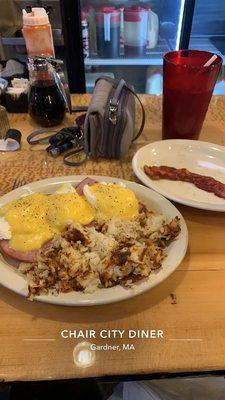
144, 165, 225, 199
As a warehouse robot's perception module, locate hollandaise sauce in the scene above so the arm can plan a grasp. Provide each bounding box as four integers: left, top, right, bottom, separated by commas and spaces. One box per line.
0, 192, 95, 252
0, 183, 139, 252
86, 183, 138, 220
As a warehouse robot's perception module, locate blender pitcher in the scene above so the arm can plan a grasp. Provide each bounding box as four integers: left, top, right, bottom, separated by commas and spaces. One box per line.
96, 6, 120, 58
124, 6, 148, 57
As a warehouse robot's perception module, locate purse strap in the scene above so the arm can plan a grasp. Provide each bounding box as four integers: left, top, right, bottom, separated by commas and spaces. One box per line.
63, 146, 87, 166
125, 86, 145, 142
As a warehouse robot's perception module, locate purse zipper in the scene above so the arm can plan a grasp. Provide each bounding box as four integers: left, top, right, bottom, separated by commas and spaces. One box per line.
108, 79, 126, 125
102, 86, 115, 157
102, 78, 128, 158
109, 101, 119, 125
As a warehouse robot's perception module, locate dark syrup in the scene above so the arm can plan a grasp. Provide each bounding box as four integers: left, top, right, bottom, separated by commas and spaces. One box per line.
28, 80, 65, 127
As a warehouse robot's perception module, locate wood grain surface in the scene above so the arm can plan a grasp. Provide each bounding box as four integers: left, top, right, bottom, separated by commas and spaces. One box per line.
0, 95, 225, 382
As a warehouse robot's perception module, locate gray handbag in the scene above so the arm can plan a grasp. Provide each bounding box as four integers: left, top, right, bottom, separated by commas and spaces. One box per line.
83, 76, 145, 159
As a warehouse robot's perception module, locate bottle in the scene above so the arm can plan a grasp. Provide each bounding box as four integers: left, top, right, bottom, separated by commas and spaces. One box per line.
213, 79, 225, 94
119, 6, 125, 51
22, 7, 55, 58
148, 9, 159, 49
81, 11, 89, 58
141, 4, 159, 50
96, 6, 121, 58
142, 5, 159, 50
124, 6, 148, 57
82, 4, 97, 55
145, 68, 162, 95
28, 58, 66, 127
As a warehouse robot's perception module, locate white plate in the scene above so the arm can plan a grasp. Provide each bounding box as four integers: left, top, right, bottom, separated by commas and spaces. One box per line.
132, 140, 225, 212
0, 176, 188, 306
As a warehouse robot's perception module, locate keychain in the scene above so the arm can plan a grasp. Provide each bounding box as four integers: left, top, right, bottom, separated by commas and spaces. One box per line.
27, 125, 87, 166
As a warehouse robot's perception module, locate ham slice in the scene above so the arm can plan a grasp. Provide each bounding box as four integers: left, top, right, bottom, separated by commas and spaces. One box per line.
75, 177, 96, 195
0, 240, 38, 263
0, 239, 53, 264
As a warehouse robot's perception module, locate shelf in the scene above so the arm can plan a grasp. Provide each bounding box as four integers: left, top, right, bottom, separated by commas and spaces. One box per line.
84, 40, 170, 66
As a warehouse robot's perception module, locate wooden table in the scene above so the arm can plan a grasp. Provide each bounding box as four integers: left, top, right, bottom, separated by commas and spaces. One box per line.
0, 95, 225, 382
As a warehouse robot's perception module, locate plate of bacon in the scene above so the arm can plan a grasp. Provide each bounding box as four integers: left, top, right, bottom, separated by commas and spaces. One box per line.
132, 140, 225, 212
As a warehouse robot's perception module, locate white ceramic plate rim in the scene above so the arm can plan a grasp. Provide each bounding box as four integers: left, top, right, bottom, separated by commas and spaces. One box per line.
132, 139, 225, 212
0, 175, 188, 306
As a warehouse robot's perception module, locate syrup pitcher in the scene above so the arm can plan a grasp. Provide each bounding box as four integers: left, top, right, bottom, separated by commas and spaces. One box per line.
27, 57, 71, 127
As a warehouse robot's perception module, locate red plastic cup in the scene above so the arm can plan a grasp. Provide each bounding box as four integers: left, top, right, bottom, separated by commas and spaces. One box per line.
162, 50, 222, 140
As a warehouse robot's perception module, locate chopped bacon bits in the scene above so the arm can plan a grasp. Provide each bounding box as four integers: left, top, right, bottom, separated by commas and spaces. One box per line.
64, 227, 86, 245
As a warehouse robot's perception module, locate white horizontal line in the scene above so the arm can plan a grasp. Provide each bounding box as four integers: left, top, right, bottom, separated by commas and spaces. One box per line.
169, 338, 202, 342
23, 338, 56, 342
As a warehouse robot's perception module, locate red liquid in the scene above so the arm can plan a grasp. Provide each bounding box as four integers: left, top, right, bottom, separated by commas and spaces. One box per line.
162, 51, 222, 140
163, 88, 212, 140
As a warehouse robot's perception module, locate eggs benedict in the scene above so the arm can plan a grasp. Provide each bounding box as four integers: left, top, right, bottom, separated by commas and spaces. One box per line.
0, 184, 95, 253
0, 179, 139, 262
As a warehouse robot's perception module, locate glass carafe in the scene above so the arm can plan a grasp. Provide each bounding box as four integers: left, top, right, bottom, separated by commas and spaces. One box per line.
28, 58, 66, 127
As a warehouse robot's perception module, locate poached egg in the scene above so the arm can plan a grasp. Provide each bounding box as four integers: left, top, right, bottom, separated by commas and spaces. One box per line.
83, 182, 138, 221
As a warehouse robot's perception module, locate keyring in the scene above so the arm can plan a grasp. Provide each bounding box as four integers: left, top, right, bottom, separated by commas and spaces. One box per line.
63, 147, 88, 166
27, 128, 57, 145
